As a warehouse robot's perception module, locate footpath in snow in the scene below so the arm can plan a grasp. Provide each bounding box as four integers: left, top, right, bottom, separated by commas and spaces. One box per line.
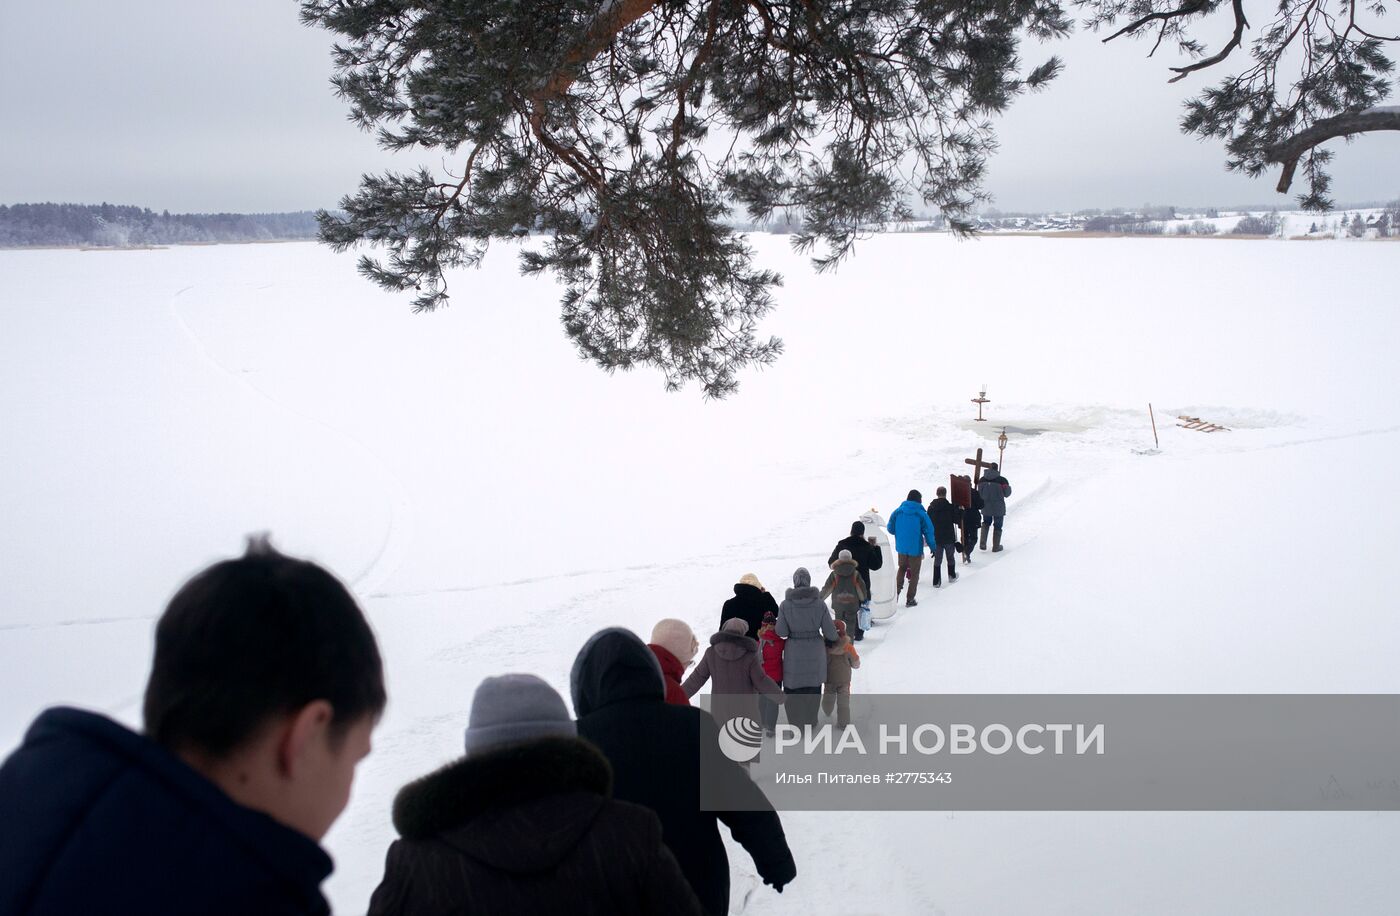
1, 234, 1398, 914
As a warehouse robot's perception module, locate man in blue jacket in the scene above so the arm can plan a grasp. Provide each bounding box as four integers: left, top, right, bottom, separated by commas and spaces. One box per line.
0, 536, 386, 916
887, 489, 939, 607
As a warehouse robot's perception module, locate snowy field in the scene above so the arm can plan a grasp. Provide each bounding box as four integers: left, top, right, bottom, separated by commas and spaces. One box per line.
3, 232, 1400, 915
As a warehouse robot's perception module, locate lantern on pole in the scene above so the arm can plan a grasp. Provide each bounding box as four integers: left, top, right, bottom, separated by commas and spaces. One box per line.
997, 427, 1008, 469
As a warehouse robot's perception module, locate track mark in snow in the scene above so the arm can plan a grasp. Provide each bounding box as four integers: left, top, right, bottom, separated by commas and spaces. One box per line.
167, 284, 413, 595
0, 614, 155, 633
367, 554, 825, 601
1237, 424, 1400, 453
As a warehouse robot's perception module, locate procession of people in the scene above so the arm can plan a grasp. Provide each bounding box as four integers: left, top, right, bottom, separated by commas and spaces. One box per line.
0, 463, 1014, 916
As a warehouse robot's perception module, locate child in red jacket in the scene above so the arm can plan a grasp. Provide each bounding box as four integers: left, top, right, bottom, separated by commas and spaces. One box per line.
757, 611, 785, 735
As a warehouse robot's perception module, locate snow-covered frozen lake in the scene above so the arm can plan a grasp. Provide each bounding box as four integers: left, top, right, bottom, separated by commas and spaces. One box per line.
3, 233, 1399, 914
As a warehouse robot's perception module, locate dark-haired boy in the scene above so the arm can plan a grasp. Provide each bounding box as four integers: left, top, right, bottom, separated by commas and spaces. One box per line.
0, 536, 386, 916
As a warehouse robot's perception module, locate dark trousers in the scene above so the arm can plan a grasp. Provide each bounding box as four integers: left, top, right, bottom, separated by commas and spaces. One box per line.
758, 693, 781, 734
932, 544, 957, 584
783, 686, 821, 729
961, 519, 979, 557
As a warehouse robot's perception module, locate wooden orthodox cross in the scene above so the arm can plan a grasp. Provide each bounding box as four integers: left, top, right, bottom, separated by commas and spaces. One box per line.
964, 447, 996, 485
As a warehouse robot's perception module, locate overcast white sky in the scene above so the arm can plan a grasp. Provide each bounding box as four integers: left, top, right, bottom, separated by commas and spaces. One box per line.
1, 0, 1396, 213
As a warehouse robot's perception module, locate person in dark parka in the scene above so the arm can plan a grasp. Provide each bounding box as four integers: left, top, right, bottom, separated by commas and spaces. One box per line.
926, 487, 960, 588
0, 708, 337, 916
828, 520, 885, 595
572, 628, 797, 916
961, 488, 984, 564
720, 573, 781, 639
977, 463, 1013, 552
366, 675, 702, 916
828, 520, 884, 641
0, 537, 387, 916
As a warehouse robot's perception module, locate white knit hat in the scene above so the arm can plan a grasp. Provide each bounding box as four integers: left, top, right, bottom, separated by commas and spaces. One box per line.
650, 618, 699, 666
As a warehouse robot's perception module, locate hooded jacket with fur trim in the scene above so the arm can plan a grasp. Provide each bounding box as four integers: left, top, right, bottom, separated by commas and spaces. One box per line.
775, 585, 839, 689
682, 629, 782, 725
366, 736, 703, 916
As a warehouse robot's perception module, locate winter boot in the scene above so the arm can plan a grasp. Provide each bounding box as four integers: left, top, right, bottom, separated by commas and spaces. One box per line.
979, 522, 990, 550
992, 528, 1003, 552
932, 564, 942, 588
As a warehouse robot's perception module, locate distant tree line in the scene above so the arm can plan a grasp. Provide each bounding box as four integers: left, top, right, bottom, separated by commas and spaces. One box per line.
0, 203, 321, 247
1230, 213, 1281, 236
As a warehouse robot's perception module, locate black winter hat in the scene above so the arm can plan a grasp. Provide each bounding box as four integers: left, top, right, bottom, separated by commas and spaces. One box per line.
850, 520, 865, 537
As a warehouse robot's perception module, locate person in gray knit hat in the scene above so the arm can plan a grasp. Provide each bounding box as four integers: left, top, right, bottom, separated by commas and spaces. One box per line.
463, 673, 576, 756
367, 673, 703, 915
775, 567, 837, 729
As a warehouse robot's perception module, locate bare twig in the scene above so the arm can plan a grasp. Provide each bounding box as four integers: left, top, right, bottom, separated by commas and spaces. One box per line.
1101, 0, 1208, 43
1168, 0, 1249, 82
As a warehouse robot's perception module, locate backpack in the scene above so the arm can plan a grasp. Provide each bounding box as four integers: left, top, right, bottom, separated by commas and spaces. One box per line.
831, 571, 862, 610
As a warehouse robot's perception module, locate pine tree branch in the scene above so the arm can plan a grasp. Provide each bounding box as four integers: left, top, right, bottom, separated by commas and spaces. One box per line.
1167, 0, 1248, 82
1268, 107, 1400, 192
526, 0, 661, 192
1100, 0, 1209, 44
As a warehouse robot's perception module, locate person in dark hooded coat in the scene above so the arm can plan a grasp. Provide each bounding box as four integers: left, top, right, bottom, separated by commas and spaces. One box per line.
366, 675, 702, 916
828, 520, 884, 595
719, 573, 780, 639
572, 628, 797, 916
